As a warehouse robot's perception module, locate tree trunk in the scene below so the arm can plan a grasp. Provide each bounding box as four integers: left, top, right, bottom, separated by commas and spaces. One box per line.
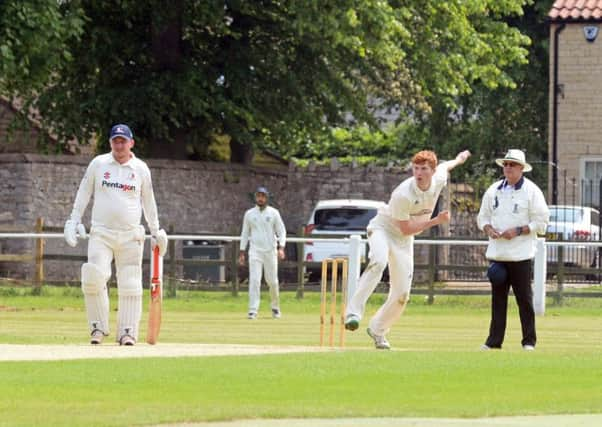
151, 1, 183, 71
147, 128, 188, 160
230, 138, 254, 164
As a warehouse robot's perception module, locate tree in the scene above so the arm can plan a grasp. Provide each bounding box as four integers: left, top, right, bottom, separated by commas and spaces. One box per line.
411, 0, 553, 188
1, 0, 532, 163
0, 1, 84, 97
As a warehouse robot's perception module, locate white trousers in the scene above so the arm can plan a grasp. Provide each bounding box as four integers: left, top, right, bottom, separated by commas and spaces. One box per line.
248, 248, 280, 314
83, 225, 144, 340
346, 227, 413, 335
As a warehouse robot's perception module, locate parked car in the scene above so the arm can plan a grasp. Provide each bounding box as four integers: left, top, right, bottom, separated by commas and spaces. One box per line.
303, 199, 386, 278
546, 205, 601, 270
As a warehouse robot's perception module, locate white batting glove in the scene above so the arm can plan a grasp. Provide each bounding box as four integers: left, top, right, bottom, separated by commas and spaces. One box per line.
64, 220, 78, 247
76, 223, 87, 240
151, 229, 168, 256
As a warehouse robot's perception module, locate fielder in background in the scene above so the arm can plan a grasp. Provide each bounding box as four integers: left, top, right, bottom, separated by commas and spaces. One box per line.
64, 124, 167, 346
477, 149, 549, 351
344, 149, 471, 349
239, 186, 286, 320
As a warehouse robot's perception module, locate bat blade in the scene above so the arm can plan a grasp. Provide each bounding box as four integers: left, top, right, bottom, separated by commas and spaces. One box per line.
146, 245, 163, 345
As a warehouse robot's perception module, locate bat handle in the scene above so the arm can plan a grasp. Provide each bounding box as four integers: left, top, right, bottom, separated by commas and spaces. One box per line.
151, 245, 160, 282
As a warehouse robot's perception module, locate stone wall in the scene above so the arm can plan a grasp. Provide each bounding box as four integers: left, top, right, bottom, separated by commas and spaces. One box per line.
1, 154, 422, 281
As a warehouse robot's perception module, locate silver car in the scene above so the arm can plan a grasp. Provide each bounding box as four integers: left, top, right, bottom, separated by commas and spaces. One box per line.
303, 199, 386, 278
546, 205, 601, 269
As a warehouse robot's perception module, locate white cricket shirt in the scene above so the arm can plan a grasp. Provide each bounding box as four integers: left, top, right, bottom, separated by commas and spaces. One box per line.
239, 205, 286, 252
370, 163, 449, 239
69, 152, 160, 235
477, 176, 549, 261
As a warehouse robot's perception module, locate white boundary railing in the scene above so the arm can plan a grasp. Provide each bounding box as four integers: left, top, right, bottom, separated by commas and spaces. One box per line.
3, 233, 602, 316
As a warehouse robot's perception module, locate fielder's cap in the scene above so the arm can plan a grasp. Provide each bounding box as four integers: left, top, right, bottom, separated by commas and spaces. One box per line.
495, 149, 532, 172
487, 262, 508, 286
255, 186, 269, 196
110, 124, 133, 141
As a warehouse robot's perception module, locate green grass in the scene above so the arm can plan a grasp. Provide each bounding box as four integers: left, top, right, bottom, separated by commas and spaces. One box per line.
1, 287, 602, 426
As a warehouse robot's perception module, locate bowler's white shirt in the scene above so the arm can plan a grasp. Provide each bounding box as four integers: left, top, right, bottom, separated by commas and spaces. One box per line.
477, 176, 549, 261
371, 163, 449, 239
69, 152, 160, 235
240, 206, 286, 252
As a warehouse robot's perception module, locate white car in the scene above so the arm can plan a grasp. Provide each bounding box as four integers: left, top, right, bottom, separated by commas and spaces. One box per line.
303, 199, 386, 276
546, 205, 600, 269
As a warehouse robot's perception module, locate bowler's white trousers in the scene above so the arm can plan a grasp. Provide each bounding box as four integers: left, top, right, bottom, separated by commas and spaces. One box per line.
248, 248, 280, 314
83, 225, 145, 340
346, 227, 413, 335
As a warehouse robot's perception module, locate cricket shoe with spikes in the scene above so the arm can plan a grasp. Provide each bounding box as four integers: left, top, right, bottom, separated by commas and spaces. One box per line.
90, 329, 105, 345
367, 327, 391, 350
119, 335, 136, 346
344, 314, 360, 331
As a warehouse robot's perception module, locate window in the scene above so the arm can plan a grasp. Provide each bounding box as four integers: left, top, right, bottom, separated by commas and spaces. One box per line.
549, 206, 583, 223
314, 208, 378, 231
581, 158, 602, 207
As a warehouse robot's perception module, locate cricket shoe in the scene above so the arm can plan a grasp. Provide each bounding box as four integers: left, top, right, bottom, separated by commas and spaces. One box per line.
90, 329, 105, 345
247, 312, 257, 320
366, 327, 391, 350
344, 314, 360, 331
272, 309, 281, 319
522, 344, 535, 351
119, 334, 136, 346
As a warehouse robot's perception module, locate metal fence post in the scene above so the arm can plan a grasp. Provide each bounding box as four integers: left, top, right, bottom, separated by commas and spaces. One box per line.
347, 235, 362, 303
533, 238, 546, 316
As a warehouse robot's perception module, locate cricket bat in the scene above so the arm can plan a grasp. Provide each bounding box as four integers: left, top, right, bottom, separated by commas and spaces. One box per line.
146, 245, 163, 344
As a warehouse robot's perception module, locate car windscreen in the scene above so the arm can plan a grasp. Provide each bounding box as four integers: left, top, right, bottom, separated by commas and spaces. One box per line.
313, 208, 378, 231
549, 207, 583, 223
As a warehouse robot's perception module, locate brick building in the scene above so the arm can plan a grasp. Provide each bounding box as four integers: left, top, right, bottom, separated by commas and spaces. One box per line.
548, 1, 602, 206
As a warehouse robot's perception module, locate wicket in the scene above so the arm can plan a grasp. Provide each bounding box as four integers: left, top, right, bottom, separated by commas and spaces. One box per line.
320, 258, 348, 347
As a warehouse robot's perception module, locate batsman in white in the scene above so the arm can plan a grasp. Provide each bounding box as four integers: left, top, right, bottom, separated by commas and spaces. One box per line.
239, 186, 287, 320
344, 149, 471, 349
64, 124, 167, 346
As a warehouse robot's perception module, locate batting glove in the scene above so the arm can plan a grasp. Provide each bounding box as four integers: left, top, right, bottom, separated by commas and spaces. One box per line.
64, 220, 79, 247
152, 229, 168, 256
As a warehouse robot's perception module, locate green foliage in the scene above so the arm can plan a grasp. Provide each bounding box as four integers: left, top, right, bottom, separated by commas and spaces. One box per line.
404, 1, 551, 190
287, 122, 426, 167
0, 0, 532, 162
0, 0, 85, 96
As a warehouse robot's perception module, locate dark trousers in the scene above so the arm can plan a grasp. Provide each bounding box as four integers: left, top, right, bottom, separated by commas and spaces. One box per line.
485, 260, 536, 348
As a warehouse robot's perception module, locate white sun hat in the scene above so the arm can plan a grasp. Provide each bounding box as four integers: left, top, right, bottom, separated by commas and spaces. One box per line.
495, 149, 532, 172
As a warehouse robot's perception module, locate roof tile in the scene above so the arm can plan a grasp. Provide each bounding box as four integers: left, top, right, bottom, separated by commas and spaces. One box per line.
549, 0, 602, 20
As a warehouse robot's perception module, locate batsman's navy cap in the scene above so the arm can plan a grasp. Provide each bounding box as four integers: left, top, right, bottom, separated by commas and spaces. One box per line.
110, 124, 133, 141
255, 186, 269, 196
487, 262, 508, 286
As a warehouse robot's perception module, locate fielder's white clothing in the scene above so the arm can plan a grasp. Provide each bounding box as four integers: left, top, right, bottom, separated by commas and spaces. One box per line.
477, 176, 549, 261
70, 152, 161, 340
347, 162, 449, 335
240, 206, 286, 314
70, 152, 160, 235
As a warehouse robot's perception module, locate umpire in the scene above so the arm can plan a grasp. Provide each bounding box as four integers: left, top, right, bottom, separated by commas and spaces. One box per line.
477, 149, 549, 351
